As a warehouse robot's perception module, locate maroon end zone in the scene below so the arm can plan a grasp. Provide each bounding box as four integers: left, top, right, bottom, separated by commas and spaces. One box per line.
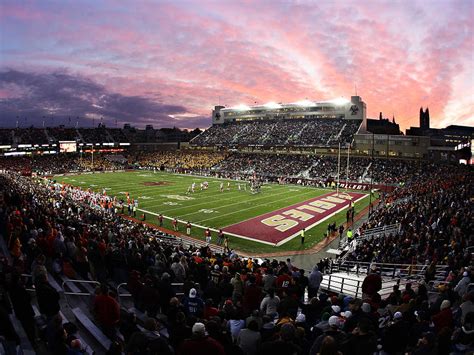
223, 191, 367, 246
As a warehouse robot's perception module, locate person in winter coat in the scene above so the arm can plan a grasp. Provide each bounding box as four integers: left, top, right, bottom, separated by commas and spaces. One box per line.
454, 271, 471, 298
361, 265, 382, 300
308, 265, 323, 299
36, 273, 60, 319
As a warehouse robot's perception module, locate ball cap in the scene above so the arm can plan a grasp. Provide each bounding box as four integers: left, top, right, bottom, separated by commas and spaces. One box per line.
189, 288, 197, 298
296, 313, 306, 323
394, 311, 403, 319
328, 316, 339, 327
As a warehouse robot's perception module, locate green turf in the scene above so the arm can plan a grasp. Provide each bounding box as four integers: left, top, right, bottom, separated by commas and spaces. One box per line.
53, 171, 370, 254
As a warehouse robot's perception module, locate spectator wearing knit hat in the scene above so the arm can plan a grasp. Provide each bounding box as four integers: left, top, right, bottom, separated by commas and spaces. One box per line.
361, 265, 382, 301
178, 322, 225, 355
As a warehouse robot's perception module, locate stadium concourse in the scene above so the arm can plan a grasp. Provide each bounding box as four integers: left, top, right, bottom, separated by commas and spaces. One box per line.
0, 147, 473, 354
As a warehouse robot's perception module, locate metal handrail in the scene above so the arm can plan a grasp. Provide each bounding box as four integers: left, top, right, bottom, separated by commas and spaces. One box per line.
116, 283, 133, 305
61, 279, 100, 308
62, 279, 100, 294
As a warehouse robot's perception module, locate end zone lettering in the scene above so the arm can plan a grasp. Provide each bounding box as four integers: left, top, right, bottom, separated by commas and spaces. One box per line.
223, 191, 367, 245
261, 193, 354, 231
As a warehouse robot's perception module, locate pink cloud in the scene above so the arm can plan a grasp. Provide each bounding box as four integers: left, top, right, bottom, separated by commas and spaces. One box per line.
0, 0, 472, 130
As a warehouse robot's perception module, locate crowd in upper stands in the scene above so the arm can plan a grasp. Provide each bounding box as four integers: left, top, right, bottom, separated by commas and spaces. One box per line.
0, 125, 199, 146
0, 163, 473, 354
191, 118, 361, 147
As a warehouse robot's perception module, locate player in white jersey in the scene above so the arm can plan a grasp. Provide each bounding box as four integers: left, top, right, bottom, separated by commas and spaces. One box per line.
220, 182, 224, 192
191, 182, 196, 193
227, 182, 231, 190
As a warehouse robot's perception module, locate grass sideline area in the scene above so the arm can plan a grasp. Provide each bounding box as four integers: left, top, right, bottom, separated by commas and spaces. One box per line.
53, 171, 371, 254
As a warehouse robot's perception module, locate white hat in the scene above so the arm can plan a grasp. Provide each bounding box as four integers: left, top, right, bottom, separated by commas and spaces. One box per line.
331, 305, 341, 314
463, 271, 468, 277
189, 288, 197, 298
361, 303, 371, 313
394, 311, 403, 320
342, 311, 352, 318
440, 300, 451, 310
296, 313, 306, 323
328, 316, 339, 327
214, 264, 220, 270
192, 322, 206, 334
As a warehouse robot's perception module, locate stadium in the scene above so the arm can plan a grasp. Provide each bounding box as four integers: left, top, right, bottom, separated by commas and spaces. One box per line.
1, 0, 473, 352
1, 92, 473, 354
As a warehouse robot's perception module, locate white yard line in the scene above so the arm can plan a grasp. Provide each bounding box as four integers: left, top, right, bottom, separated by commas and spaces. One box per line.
194, 191, 313, 227
177, 189, 315, 221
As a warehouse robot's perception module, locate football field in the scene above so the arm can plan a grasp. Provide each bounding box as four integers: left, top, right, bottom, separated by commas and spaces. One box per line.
54, 171, 369, 254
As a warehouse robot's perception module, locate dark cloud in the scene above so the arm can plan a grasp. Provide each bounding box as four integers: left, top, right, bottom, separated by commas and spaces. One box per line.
0, 69, 209, 128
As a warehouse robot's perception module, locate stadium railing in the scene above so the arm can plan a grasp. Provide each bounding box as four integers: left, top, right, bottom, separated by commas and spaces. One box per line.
338, 223, 401, 253
328, 260, 448, 281
318, 272, 408, 299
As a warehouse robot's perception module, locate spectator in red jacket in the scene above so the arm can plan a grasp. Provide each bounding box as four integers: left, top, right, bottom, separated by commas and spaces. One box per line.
362, 265, 382, 301
432, 300, 453, 334
93, 284, 120, 339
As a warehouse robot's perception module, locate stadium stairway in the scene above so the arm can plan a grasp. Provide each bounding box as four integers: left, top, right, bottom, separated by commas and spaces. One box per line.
361, 161, 371, 181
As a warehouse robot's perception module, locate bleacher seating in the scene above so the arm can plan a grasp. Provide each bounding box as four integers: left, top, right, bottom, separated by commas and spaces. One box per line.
191, 118, 361, 147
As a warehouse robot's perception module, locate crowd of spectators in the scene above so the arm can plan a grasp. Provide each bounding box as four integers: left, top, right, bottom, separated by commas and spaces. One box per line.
0, 154, 128, 175
191, 118, 361, 147
1, 167, 473, 354
212, 152, 428, 185
0, 150, 434, 186
131, 150, 228, 172
212, 153, 315, 178
347, 163, 473, 267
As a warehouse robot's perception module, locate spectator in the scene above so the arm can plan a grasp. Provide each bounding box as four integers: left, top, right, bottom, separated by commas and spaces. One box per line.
93, 284, 120, 339
178, 322, 225, 355
36, 273, 60, 319
361, 265, 382, 301
126, 318, 172, 355
308, 265, 323, 299
237, 319, 261, 355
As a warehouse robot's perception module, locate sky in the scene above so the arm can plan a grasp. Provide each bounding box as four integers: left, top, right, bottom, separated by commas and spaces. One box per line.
0, 0, 473, 131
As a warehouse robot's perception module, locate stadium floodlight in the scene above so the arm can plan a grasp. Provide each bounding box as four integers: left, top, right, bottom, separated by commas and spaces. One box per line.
293, 99, 314, 107
233, 104, 251, 111
327, 97, 350, 106
264, 102, 282, 109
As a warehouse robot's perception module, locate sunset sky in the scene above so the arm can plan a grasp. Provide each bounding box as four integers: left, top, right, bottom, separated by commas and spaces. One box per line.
0, 0, 472, 131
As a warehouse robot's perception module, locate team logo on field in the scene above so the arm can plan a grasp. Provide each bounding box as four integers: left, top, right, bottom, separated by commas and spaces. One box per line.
161, 194, 194, 201
163, 201, 179, 206
198, 209, 217, 214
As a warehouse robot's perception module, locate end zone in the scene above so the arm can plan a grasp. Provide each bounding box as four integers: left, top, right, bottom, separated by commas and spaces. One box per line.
223, 191, 367, 246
